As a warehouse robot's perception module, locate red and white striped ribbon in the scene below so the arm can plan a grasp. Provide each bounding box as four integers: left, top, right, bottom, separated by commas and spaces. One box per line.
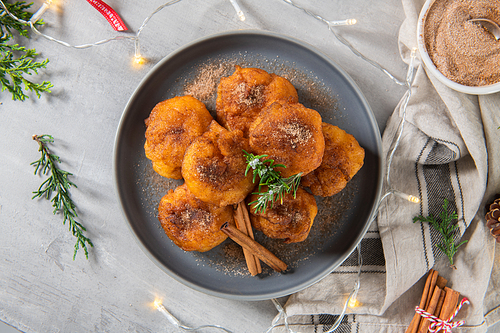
86, 0, 128, 31
414, 297, 470, 332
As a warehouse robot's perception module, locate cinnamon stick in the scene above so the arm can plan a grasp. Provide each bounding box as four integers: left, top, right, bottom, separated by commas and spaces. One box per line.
417, 286, 442, 333
424, 270, 439, 310
220, 222, 287, 272
434, 289, 446, 324
234, 204, 260, 275
406, 269, 436, 333
237, 202, 262, 274
436, 275, 448, 290
241, 203, 262, 273
439, 287, 460, 321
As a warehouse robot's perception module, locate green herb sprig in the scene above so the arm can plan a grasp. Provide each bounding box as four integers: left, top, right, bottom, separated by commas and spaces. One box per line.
413, 199, 468, 269
1, 1, 53, 101
244, 150, 302, 214
31, 134, 93, 260
0, 1, 38, 38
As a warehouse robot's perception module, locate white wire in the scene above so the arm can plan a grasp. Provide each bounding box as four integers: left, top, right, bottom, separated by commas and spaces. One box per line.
386, 48, 417, 189
136, 0, 182, 38
0, 0, 182, 53
281, 0, 406, 87
156, 302, 234, 332
323, 244, 362, 333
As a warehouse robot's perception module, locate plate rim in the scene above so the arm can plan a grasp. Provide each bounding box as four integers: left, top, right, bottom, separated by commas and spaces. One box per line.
113, 29, 384, 301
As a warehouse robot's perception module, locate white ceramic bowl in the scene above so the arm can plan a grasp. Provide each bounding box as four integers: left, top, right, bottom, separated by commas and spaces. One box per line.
417, 0, 500, 95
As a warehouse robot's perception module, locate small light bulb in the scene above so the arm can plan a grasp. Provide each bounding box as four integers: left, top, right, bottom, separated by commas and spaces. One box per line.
30, 0, 53, 24
153, 298, 181, 327
408, 195, 420, 204
348, 287, 360, 308
132, 54, 146, 67
153, 298, 162, 309
348, 297, 360, 308
328, 18, 358, 27
229, 0, 245, 21
237, 11, 246, 21
393, 191, 420, 204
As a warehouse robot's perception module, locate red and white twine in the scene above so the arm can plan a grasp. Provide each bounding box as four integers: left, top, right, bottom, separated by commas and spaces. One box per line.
415, 297, 470, 332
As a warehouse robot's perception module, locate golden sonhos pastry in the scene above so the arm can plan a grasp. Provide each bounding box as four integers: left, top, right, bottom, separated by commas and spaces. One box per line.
248, 101, 325, 178
158, 184, 233, 252
247, 187, 317, 244
182, 120, 254, 207
144, 95, 213, 179
216, 65, 299, 137
302, 123, 365, 197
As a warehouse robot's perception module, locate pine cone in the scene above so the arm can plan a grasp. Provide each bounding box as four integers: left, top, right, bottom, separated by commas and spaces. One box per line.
486, 198, 500, 243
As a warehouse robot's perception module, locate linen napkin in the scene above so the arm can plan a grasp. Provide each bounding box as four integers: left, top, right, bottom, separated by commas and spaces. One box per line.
272, 0, 500, 332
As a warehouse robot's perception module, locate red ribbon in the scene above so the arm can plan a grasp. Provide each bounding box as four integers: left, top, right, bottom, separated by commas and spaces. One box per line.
86, 0, 128, 31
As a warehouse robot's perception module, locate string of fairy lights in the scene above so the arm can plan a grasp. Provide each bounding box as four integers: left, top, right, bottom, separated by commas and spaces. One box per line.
1, 0, 420, 331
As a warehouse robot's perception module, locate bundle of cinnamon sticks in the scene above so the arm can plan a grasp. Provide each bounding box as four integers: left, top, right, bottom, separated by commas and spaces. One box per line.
405, 269, 462, 333
221, 202, 287, 276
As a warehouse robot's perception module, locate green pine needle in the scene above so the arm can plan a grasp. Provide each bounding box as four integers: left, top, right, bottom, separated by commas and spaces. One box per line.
413, 198, 468, 269
243, 150, 302, 214
31, 134, 93, 260
0, 1, 40, 38
1, 1, 52, 101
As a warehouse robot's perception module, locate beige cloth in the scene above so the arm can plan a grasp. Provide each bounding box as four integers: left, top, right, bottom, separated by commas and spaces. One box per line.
273, 0, 500, 331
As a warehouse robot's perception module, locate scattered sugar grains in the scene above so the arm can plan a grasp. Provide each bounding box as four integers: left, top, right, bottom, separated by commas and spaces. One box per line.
424, 0, 500, 86
139, 162, 178, 218
184, 63, 226, 103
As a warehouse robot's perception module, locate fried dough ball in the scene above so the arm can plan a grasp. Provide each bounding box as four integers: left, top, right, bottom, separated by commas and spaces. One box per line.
182, 120, 254, 207
247, 187, 317, 243
144, 96, 213, 179
158, 184, 233, 252
302, 123, 365, 197
248, 101, 325, 178
216, 65, 299, 137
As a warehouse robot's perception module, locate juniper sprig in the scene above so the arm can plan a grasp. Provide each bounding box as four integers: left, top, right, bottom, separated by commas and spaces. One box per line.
1, 43, 53, 100
1, 1, 52, 101
31, 134, 93, 260
0, 1, 38, 38
413, 198, 468, 269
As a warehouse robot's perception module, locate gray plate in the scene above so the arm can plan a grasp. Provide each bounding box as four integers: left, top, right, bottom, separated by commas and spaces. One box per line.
113, 30, 382, 301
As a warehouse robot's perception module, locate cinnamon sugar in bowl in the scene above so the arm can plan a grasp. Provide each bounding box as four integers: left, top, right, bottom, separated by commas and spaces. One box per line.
417, 0, 500, 94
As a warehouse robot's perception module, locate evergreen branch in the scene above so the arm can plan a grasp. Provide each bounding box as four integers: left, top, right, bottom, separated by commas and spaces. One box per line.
31, 134, 93, 260
0, 1, 40, 38
413, 198, 467, 269
243, 150, 302, 214
0, 1, 52, 101
1, 42, 52, 100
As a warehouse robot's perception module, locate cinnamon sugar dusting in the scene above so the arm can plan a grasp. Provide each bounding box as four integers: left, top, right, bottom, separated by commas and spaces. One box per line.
235, 83, 265, 106
179, 209, 212, 229
184, 63, 226, 102
424, 0, 500, 86
196, 163, 227, 183
275, 121, 312, 149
